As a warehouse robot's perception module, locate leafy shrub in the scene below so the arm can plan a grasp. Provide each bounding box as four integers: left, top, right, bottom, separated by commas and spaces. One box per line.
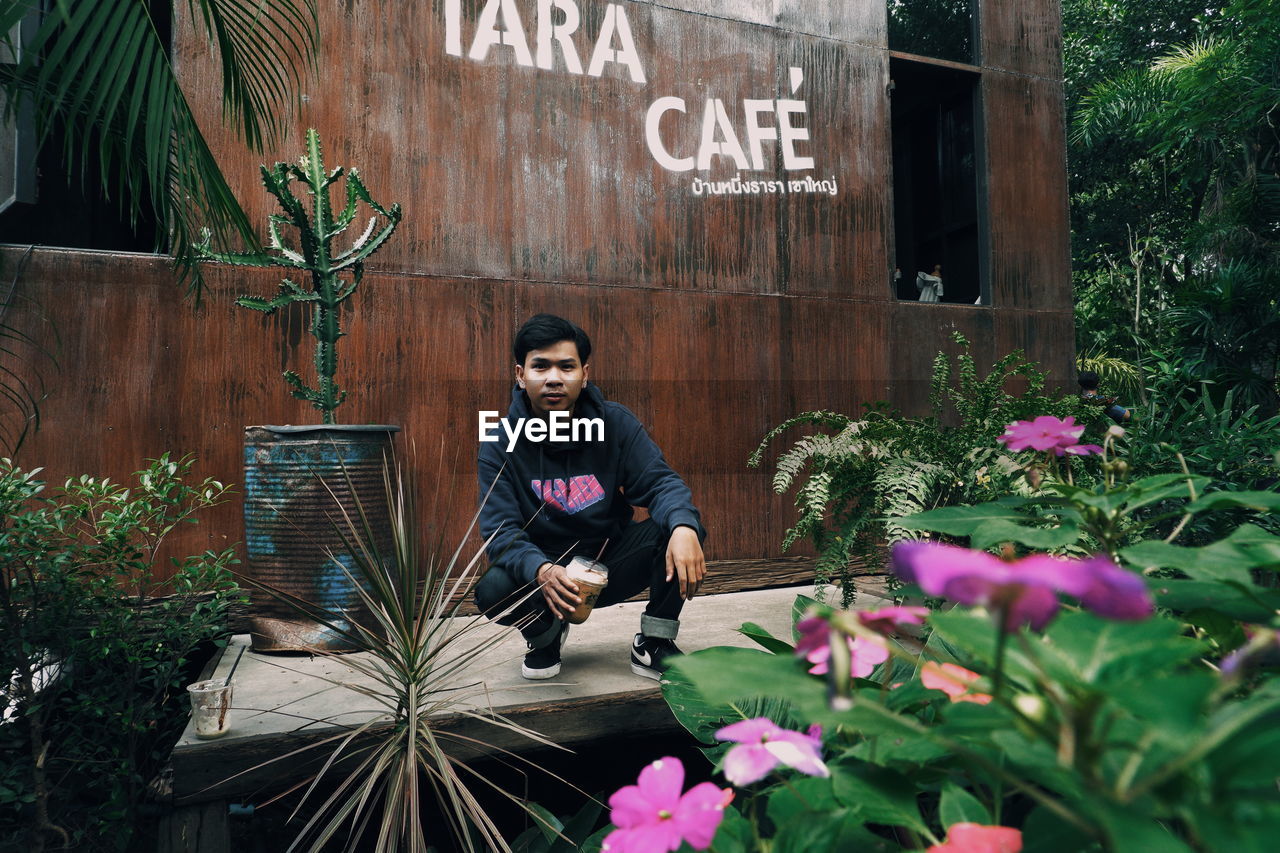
0, 455, 238, 851
751, 334, 1092, 603
638, 428, 1280, 851
1129, 355, 1279, 491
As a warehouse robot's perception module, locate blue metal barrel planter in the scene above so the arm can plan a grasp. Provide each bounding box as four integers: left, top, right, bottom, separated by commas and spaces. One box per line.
243, 425, 399, 652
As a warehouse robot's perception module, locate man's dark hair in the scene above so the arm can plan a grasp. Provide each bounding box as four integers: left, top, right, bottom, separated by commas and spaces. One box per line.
1077, 371, 1100, 390
513, 314, 592, 366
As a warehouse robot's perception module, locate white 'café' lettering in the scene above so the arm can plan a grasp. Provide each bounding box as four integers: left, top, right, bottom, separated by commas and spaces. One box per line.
440, 3, 828, 189
478, 410, 605, 452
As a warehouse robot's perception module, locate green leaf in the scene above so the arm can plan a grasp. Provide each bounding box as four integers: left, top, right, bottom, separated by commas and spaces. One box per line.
898, 501, 1031, 537
765, 776, 837, 828
845, 733, 951, 768
1106, 672, 1216, 741
830, 762, 929, 835
771, 808, 894, 853
662, 651, 800, 745
968, 518, 1083, 552
1039, 611, 1200, 686
1185, 491, 1280, 514
1152, 579, 1280, 623
1085, 801, 1195, 853
1022, 805, 1102, 853
705, 806, 753, 853
737, 622, 795, 655
791, 594, 821, 641
939, 782, 990, 828
1118, 473, 1209, 512
1188, 806, 1280, 853
1121, 525, 1280, 584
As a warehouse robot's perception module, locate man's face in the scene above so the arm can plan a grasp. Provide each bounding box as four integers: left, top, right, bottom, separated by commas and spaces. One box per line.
516, 340, 590, 416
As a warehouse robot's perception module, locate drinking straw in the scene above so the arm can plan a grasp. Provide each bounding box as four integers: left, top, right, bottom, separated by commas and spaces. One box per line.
223, 645, 247, 687
594, 538, 610, 563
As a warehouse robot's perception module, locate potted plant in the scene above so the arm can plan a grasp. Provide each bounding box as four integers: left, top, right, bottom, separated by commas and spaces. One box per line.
199, 128, 402, 651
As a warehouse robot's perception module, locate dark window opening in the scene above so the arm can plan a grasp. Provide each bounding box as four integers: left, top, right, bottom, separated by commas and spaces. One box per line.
890, 58, 984, 306
887, 0, 977, 66
0, 2, 170, 252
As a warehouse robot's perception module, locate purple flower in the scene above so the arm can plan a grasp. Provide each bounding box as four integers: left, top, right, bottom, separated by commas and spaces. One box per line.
603, 757, 733, 852
805, 635, 889, 678
794, 612, 890, 677
998, 416, 1102, 457
891, 543, 1153, 630
715, 718, 829, 785
1043, 554, 1153, 621
892, 542, 1064, 630
858, 605, 931, 635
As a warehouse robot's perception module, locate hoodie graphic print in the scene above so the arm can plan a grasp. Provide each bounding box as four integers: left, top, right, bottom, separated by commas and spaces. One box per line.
477, 383, 704, 584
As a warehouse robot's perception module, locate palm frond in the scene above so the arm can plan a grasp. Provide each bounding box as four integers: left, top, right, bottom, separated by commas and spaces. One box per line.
0, 0, 319, 299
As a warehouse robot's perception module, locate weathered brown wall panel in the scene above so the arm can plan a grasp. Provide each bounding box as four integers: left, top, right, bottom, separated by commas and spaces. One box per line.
982, 0, 1063, 79
176, 1, 880, 296
887, 302, 996, 416
983, 73, 1072, 313
648, 1, 886, 45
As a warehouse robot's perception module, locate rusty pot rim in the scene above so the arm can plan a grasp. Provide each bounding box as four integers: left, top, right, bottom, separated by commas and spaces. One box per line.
246, 424, 401, 435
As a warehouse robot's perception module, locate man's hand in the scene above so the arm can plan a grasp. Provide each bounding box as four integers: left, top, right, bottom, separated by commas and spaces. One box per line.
536, 562, 580, 619
665, 526, 706, 601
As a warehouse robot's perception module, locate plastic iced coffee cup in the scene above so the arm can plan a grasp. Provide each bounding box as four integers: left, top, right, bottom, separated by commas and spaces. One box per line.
187, 679, 234, 739
565, 556, 609, 624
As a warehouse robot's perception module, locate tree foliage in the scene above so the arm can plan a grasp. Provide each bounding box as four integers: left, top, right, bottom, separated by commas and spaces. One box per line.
1067, 0, 1280, 415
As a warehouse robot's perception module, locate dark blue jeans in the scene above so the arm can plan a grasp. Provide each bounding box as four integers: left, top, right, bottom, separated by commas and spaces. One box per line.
473, 519, 684, 647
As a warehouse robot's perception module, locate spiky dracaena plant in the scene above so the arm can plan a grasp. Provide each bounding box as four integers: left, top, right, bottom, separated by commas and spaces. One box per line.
237, 461, 577, 852
197, 128, 402, 423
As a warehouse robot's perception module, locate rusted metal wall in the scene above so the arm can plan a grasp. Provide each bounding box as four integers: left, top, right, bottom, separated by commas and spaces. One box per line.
0, 0, 1074, 584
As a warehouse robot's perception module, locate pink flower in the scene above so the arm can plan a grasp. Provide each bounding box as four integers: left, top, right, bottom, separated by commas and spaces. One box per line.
1049, 554, 1154, 621
891, 543, 1153, 630
794, 607, 918, 679
794, 614, 830, 658
804, 634, 889, 678
603, 757, 733, 852
998, 416, 1101, 457
920, 661, 992, 705
927, 823, 1023, 852
858, 605, 931, 635
892, 542, 1065, 630
715, 718, 829, 785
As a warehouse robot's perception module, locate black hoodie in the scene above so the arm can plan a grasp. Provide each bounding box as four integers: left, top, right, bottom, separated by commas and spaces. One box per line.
477, 383, 705, 584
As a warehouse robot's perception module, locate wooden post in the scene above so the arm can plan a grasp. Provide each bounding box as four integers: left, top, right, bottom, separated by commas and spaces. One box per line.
156, 801, 229, 853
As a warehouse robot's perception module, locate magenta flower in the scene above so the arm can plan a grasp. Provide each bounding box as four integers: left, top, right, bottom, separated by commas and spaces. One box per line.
715, 718, 830, 785
858, 605, 931, 635
794, 614, 831, 658
892, 542, 1063, 630
892, 543, 1153, 630
1044, 554, 1154, 621
997, 416, 1102, 457
603, 757, 733, 852
805, 634, 889, 678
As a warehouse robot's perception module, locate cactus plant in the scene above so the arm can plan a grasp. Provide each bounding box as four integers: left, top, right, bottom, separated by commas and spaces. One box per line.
198, 128, 402, 423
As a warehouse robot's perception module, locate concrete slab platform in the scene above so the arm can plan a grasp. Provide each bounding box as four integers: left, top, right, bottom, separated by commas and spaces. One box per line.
170, 581, 893, 803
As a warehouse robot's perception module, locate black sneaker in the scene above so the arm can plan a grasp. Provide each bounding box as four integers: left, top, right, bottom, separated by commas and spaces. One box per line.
630, 633, 683, 681
522, 622, 569, 680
